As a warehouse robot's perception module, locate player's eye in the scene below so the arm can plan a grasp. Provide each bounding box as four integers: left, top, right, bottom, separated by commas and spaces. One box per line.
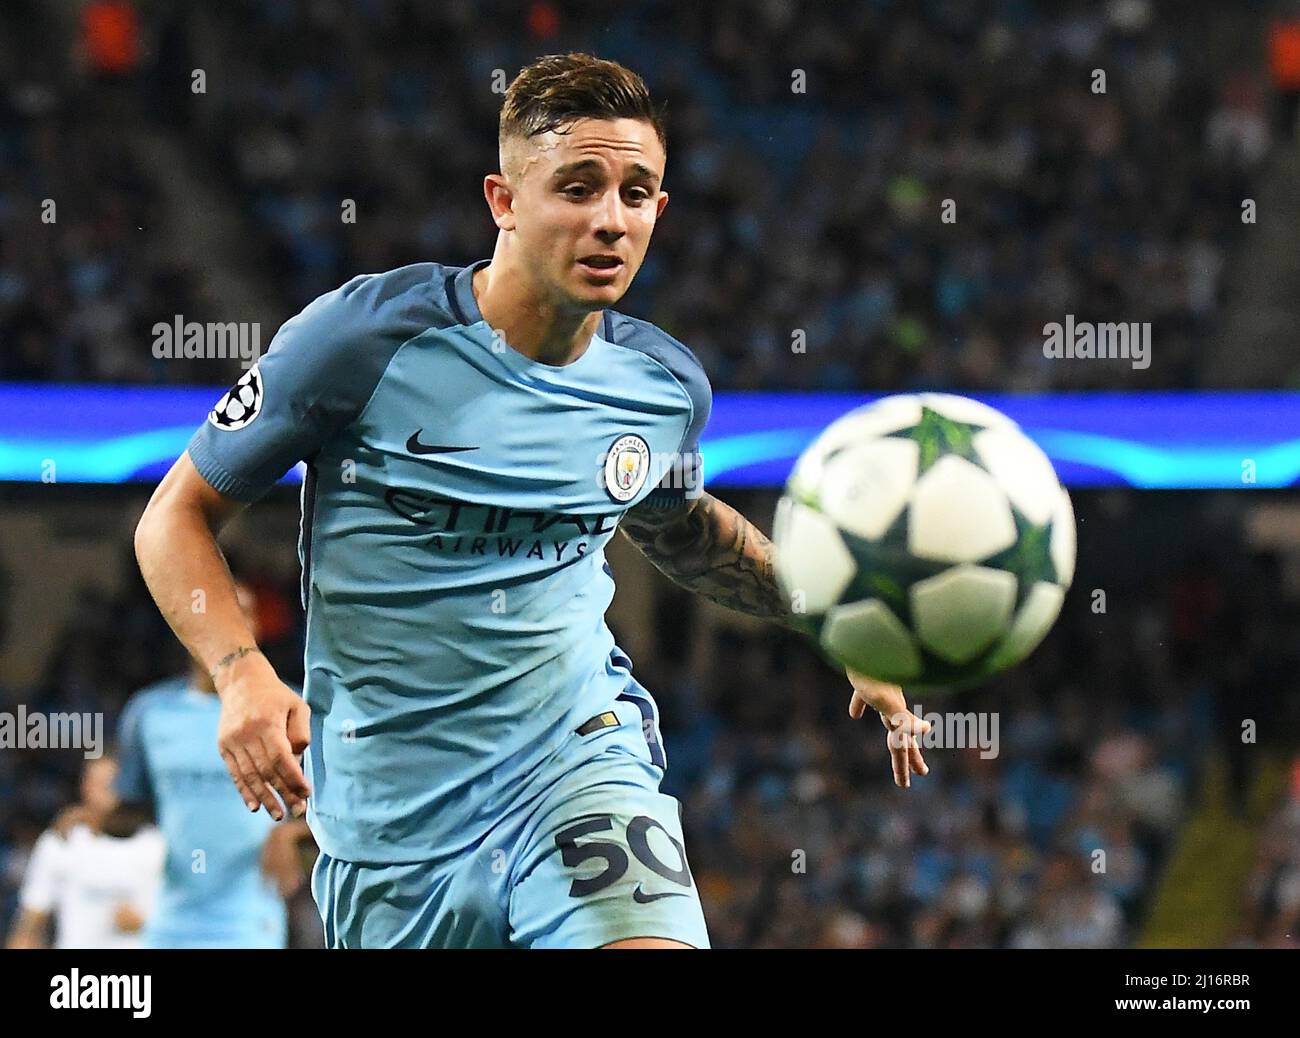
624, 187, 651, 204
561, 183, 593, 200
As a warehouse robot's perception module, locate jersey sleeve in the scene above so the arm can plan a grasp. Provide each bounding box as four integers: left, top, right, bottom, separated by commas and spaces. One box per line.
17, 831, 65, 913
643, 341, 713, 511
185, 269, 435, 502
112, 695, 155, 808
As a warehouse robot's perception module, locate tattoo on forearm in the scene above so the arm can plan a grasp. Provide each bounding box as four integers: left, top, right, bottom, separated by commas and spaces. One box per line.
620, 492, 794, 624
212, 645, 261, 679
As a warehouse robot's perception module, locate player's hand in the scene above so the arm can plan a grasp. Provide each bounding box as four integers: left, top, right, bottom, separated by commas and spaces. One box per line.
260, 820, 310, 898
50, 804, 92, 837
846, 668, 931, 789
112, 903, 145, 934
215, 651, 312, 821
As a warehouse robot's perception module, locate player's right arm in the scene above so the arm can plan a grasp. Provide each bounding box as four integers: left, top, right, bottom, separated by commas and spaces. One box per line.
6, 831, 64, 949
134, 269, 431, 820
135, 453, 311, 820
5, 908, 52, 949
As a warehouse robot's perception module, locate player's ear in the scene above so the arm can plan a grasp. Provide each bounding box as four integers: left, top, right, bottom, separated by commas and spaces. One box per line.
483, 173, 517, 231
655, 190, 668, 220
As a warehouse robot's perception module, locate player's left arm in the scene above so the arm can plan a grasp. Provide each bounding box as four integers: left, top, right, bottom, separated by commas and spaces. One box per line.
619, 491, 789, 625
619, 493, 931, 786
106, 695, 159, 834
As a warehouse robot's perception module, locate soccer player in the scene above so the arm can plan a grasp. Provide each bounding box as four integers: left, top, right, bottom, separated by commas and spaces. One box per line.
7, 756, 164, 949
133, 53, 931, 949
110, 581, 312, 948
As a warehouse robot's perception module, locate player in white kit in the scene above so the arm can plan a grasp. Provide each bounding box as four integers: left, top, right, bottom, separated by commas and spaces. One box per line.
7, 756, 165, 949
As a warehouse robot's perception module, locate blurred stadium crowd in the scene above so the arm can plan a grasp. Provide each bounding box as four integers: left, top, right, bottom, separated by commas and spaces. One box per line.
1240, 761, 1300, 947
2, 493, 1297, 948
649, 498, 1300, 948
0, 0, 1279, 390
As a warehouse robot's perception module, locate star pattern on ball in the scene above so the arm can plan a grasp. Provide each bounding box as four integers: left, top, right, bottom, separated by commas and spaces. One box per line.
884, 406, 988, 475
773, 393, 1075, 691
835, 508, 950, 624
980, 506, 1059, 597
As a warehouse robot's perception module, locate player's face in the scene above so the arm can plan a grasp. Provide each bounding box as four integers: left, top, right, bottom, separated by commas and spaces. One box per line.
512, 117, 667, 308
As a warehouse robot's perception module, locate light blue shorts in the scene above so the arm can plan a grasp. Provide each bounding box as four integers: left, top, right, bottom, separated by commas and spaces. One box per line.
310, 697, 710, 949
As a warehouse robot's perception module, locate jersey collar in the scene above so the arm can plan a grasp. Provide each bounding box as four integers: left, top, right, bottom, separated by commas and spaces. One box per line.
449, 258, 492, 326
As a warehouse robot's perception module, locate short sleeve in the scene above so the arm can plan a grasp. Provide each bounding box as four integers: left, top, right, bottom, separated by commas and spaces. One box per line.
643, 343, 712, 511
112, 695, 155, 808
185, 268, 440, 502
17, 831, 65, 913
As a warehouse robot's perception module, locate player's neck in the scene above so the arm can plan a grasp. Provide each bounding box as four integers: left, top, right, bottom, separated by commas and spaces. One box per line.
472, 262, 602, 367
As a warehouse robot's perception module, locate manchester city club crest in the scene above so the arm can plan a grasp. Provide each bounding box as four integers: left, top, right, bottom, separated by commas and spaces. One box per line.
603, 433, 651, 503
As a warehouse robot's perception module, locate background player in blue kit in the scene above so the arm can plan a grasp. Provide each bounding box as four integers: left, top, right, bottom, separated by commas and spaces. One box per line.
132, 53, 932, 949
110, 581, 312, 948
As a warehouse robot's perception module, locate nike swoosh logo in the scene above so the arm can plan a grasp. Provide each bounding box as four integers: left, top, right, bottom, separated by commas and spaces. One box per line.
406, 431, 478, 456
632, 884, 689, 904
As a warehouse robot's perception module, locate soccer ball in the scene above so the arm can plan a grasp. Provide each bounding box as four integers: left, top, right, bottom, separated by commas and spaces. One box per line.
773, 393, 1075, 690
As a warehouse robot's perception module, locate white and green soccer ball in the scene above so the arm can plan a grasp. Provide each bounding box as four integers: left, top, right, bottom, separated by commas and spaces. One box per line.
773, 393, 1075, 690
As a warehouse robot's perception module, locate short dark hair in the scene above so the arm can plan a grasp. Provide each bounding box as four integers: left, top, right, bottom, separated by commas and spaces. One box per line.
500, 53, 666, 157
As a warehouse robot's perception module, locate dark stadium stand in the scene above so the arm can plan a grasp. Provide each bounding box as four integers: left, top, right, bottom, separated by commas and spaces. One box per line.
0, 1, 1278, 390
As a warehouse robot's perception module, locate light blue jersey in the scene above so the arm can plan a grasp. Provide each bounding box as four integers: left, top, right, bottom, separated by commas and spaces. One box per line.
186, 260, 712, 867
114, 677, 287, 948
